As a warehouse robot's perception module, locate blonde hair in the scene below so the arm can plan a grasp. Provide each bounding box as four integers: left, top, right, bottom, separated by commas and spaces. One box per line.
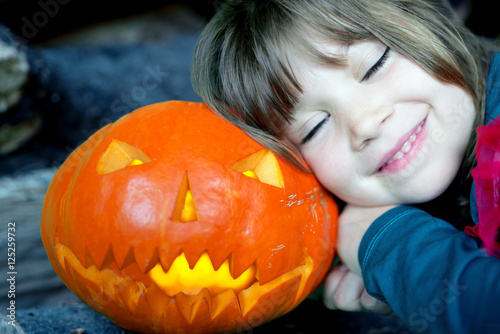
192, 0, 493, 171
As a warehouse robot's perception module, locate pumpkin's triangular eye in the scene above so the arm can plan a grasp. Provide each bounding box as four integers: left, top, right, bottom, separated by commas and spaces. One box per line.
231, 149, 284, 188
172, 172, 199, 223
96, 139, 152, 175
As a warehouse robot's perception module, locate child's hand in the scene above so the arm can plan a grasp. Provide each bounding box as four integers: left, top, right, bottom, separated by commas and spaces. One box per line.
323, 264, 392, 313
336, 204, 397, 275
322, 204, 397, 313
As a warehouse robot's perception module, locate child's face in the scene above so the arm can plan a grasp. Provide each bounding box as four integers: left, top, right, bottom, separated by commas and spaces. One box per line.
286, 39, 476, 206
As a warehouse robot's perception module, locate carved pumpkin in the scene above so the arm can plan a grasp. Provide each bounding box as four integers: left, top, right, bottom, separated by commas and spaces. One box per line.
41, 101, 338, 333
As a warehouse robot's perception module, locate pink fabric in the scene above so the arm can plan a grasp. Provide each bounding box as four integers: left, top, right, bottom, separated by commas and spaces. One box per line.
469, 117, 500, 257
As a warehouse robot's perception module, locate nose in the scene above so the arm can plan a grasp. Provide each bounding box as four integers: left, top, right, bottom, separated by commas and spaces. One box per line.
349, 104, 393, 150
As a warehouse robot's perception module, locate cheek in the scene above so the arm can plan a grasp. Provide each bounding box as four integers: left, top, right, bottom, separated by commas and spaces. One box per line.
438, 88, 476, 134
303, 148, 352, 196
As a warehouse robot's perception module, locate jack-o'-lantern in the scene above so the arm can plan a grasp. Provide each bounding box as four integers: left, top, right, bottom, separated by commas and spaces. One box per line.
41, 101, 337, 333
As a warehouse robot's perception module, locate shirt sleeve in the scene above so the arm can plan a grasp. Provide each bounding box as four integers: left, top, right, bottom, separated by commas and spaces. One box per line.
359, 205, 500, 334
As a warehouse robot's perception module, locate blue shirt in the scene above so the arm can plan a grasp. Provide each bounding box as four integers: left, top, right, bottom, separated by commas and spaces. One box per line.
359, 53, 500, 334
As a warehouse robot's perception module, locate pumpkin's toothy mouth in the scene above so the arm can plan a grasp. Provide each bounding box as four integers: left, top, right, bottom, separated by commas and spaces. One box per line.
55, 243, 315, 323
149, 252, 257, 296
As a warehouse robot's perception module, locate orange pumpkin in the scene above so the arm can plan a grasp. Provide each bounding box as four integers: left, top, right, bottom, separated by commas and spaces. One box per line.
41, 101, 338, 333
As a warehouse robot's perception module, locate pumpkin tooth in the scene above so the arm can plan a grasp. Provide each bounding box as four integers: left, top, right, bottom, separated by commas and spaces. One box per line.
145, 282, 173, 319
206, 249, 232, 272
116, 277, 146, 313
55, 244, 86, 295
64, 252, 118, 312
123, 295, 155, 332
113, 246, 136, 270
254, 245, 305, 285
209, 288, 240, 319
229, 252, 259, 282
175, 288, 212, 324
54, 243, 69, 273
292, 252, 314, 304
136, 247, 160, 274
238, 275, 302, 321
237, 269, 303, 318
63, 256, 88, 302
85, 245, 114, 270
184, 249, 206, 270
254, 265, 260, 282
226, 252, 258, 284
236, 252, 315, 318
158, 249, 181, 274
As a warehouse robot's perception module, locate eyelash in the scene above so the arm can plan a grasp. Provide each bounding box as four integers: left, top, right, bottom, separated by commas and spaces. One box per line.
300, 47, 390, 144
362, 47, 390, 81
302, 114, 330, 144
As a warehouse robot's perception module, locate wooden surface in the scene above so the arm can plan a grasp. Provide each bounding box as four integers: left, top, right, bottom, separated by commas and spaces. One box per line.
0, 168, 80, 310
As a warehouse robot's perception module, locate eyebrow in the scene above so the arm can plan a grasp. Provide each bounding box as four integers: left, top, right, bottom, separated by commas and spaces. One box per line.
292, 43, 350, 111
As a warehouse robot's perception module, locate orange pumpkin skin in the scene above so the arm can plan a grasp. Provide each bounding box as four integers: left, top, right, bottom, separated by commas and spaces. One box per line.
41, 101, 338, 333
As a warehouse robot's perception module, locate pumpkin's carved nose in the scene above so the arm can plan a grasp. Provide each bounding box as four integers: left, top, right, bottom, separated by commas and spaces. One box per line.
172, 172, 199, 223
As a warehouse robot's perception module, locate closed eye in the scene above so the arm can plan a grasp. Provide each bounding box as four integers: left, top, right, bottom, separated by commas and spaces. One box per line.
301, 114, 330, 145
362, 47, 390, 81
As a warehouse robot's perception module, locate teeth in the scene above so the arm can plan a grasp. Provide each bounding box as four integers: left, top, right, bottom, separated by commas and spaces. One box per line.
388, 151, 405, 163
56, 242, 315, 327
401, 134, 416, 153
149, 252, 257, 297
384, 122, 423, 166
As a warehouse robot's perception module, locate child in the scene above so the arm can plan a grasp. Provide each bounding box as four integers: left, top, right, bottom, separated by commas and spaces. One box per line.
192, 0, 499, 333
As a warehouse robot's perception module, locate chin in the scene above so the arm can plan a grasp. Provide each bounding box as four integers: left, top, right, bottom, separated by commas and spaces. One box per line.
342, 182, 455, 208
400, 174, 459, 205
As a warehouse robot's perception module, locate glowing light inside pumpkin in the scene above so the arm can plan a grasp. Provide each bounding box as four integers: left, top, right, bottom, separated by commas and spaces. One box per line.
172, 172, 199, 223
231, 149, 284, 188
127, 159, 144, 166
180, 190, 197, 222
242, 170, 258, 179
149, 253, 256, 296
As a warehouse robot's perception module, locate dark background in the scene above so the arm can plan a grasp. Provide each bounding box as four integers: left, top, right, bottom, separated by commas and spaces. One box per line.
0, 0, 498, 177
1, 0, 498, 44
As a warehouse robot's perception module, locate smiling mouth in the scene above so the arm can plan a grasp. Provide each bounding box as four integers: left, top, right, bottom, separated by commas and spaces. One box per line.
377, 119, 426, 173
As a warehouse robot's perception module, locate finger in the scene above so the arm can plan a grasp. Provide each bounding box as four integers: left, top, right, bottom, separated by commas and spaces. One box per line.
323, 265, 349, 310
360, 290, 393, 315
332, 270, 365, 312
